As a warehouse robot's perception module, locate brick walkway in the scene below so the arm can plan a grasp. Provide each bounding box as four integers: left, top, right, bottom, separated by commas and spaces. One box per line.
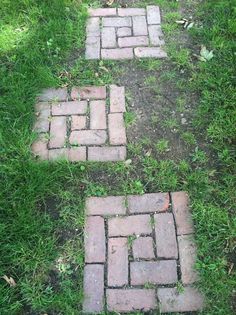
32, 85, 127, 161
86, 6, 167, 60
83, 191, 204, 313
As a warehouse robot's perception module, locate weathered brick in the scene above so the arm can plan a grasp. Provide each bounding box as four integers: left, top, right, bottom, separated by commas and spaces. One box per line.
118, 8, 146, 16
118, 36, 149, 47
68, 147, 86, 161
32, 134, 48, 160
171, 191, 194, 235
90, 100, 106, 129
102, 17, 131, 27
178, 235, 199, 284
49, 116, 67, 148
71, 116, 86, 130
86, 196, 126, 216
157, 287, 204, 313
110, 85, 126, 113
154, 213, 178, 259
69, 130, 107, 145
83, 264, 104, 313
148, 25, 165, 46
117, 27, 132, 37
108, 214, 152, 237
85, 216, 105, 263
38, 88, 67, 102
134, 47, 167, 58
86, 17, 100, 36
107, 289, 156, 313
108, 113, 126, 145
88, 146, 126, 161
71, 86, 106, 100
88, 8, 117, 17
85, 36, 100, 59
33, 103, 50, 133
102, 27, 116, 48
108, 238, 128, 286
147, 6, 161, 24
48, 148, 68, 161
51, 101, 87, 115
128, 193, 169, 214
132, 237, 155, 259
130, 260, 177, 285
101, 48, 133, 59
132, 16, 148, 36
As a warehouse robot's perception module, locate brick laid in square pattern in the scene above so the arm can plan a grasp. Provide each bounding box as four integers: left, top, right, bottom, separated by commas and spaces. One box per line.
83, 192, 204, 313
85, 6, 167, 60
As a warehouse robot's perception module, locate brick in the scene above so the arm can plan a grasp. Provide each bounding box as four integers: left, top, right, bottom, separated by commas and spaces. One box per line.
118, 8, 146, 16
108, 238, 128, 286
102, 17, 131, 27
171, 191, 194, 235
86, 17, 100, 36
130, 260, 177, 285
88, 146, 126, 161
48, 148, 68, 161
134, 47, 167, 58
102, 27, 116, 48
132, 16, 148, 36
86, 196, 126, 216
71, 116, 86, 130
68, 147, 86, 161
71, 86, 106, 100
147, 6, 161, 24
117, 27, 132, 37
32, 134, 48, 160
157, 287, 204, 313
88, 8, 117, 16
148, 25, 165, 46
90, 100, 106, 129
118, 36, 149, 47
128, 193, 170, 214
108, 214, 152, 237
38, 88, 67, 102
101, 48, 133, 59
132, 237, 155, 259
108, 113, 126, 145
85, 216, 105, 263
110, 85, 126, 113
107, 289, 156, 313
154, 213, 178, 259
49, 116, 67, 148
83, 264, 104, 313
178, 235, 199, 284
69, 130, 107, 145
51, 101, 87, 115
85, 36, 100, 59
33, 103, 50, 133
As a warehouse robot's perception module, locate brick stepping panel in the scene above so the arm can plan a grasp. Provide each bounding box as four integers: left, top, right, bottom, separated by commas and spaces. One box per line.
32, 86, 127, 161
83, 191, 204, 313
85, 6, 167, 60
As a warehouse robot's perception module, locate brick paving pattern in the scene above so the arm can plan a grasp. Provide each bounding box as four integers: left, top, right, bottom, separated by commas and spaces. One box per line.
32, 86, 127, 161
85, 6, 167, 60
83, 191, 204, 313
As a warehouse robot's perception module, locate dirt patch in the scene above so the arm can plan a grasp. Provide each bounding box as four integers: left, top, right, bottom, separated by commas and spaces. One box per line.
38, 196, 60, 220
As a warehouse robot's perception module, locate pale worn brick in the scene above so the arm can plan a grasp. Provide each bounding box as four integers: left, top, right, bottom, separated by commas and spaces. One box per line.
90, 100, 106, 129
171, 191, 194, 235
108, 214, 152, 237
101, 48, 133, 59
132, 16, 148, 36
71, 86, 106, 100
86, 196, 126, 216
48, 148, 68, 160
118, 36, 149, 47
68, 147, 86, 161
38, 88, 67, 102
51, 101, 87, 115
118, 8, 146, 16
102, 17, 131, 27
86, 17, 100, 36
117, 27, 132, 37
132, 237, 155, 259
85, 216, 105, 263
107, 289, 156, 313
49, 116, 67, 148
130, 260, 177, 285
154, 213, 178, 259
110, 85, 126, 113
88, 8, 117, 17
102, 27, 116, 48
147, 6, 161, 24
108, 238, 128, 286
71, 116, 86, 130
157, 287, 204, 313
108, 113, 126, 145
32, 134, 48, 160
85, 36, 100, 59
88, 146, 126, 161
69, 130, 107, 145
83, 264, 104, 313
128, 193, 170, 214
33, 103, 50, 133
134, 47, 167, 58
148, 25, 165, 46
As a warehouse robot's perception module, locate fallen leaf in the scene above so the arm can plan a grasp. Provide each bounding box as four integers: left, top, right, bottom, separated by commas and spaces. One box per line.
124, 159, 132, 166
2, 275, 16, 287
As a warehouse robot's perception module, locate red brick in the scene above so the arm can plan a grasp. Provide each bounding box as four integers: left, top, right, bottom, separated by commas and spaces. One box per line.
130, 260, 177, 285
171, 191, 194, 235
85, 216, 105, 263
51, 101, 87, 115
118, 36, 149, 47
48, 148, 68, 161
147, 6, 161, 24
108, 113, 126, 145
85, 36, 100, 59
90, 100, 106, 129
68, 147, 86, 161
88, 146, 126, 161
134, 47, 167, 58
34, 103, 50, 133
178, 235, 199, 284
38, 88, 67, 102
107, 289, 156, 312
86, 17, 100, 36
132, 16, 148, 36
32, 134, 48, 160
108, 238, 128, 286
117, 27, 132, 37
49, 116, 67, 148
101, 48, 133, 60
132, 237, 155, 259
88, 8, 117, 16
154, 213, 178, 259
83, 264, 104, 313
102, 27, 116, 48
71, 116, 86, 130
110, 85, 126, 113
71, 86, 106, 100
118, 8, 146, 16
86, 196, 126, 216
157, 287, 204, 313
102, 17, 131, 27
128, 193, 170, 214
148, 25, 165, 46
69, 130, 107, 145
108, 214, 152, 237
